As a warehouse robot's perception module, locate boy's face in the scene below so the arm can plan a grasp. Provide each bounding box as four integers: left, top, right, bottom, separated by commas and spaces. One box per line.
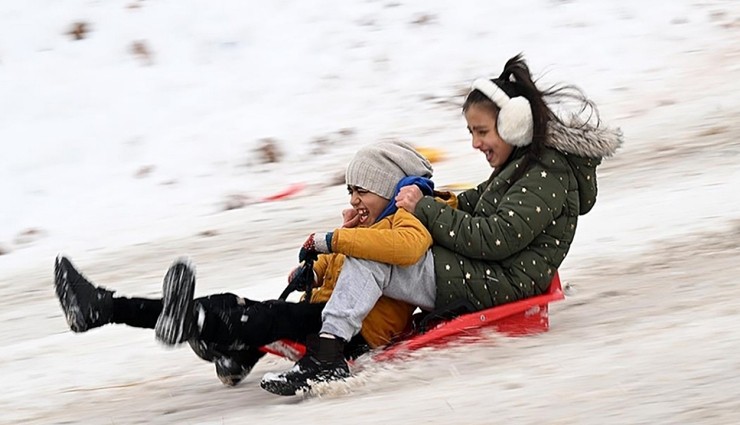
347, 185, 391, 227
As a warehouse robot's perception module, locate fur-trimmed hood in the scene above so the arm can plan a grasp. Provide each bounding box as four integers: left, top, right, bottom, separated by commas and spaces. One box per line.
546, 116, 623, 158
545, 116, 622, 215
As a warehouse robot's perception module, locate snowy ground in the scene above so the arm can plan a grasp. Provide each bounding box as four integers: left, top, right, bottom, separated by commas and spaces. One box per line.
2, 1, 740, 424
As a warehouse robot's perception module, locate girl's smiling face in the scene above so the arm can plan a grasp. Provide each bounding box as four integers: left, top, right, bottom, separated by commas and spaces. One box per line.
464, 104, 514, 169
347, 185, 390, 227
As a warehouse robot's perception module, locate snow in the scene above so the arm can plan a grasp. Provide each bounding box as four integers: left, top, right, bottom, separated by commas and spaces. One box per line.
1, 0, 740, 423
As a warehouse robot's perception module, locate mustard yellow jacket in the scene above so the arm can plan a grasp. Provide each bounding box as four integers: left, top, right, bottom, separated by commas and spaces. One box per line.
309, 207, 433, 348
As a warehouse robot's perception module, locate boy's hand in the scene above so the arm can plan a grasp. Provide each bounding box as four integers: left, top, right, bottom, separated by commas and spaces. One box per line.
395, 185, 423, 213
287, 264, 316, 291
287, 266, 301, 284
299, 232, 333, 262
341, 208, 360, 228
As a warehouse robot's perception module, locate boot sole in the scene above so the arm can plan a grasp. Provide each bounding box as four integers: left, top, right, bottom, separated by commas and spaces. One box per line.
54, 256, 88, 333
260, 371, 305, 396
260, 367, 350, 396
155, 258, 196, 345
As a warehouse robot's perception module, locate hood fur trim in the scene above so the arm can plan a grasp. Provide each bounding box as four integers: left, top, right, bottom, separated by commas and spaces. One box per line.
546, 115, 623, 158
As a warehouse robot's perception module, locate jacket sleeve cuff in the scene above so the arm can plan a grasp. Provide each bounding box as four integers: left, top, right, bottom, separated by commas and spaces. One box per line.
314, 232, 333, 253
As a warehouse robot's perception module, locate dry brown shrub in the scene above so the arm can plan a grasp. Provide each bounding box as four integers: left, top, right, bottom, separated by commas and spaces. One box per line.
67, 21, 90, 41
256, 138, 284, 164
130, 40, 154, 65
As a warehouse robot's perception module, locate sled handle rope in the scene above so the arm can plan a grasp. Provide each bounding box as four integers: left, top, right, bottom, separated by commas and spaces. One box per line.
278, 256, 315, 303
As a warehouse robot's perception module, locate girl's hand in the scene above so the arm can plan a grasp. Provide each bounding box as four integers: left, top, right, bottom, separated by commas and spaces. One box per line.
341, 208, 360, 228
395, 185, 423, 213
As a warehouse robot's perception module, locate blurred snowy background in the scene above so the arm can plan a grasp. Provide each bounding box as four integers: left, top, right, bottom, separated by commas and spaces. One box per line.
1, 1, 739, 424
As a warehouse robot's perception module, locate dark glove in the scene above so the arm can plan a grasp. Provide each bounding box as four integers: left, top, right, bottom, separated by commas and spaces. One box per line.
299, 232, 333, 263
279, 260, 317, 301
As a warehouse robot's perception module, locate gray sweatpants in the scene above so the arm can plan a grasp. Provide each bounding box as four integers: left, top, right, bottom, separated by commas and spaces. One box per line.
320, 250, 436, 342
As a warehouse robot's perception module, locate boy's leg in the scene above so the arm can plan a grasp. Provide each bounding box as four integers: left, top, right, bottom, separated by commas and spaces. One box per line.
54, 262, 251, 331
54, 255, 185, 332
261, 252, 435, 396
155, 258, 197, 345
110, 297, 161, 328
197, 293, 259, 310
320, 250, 436, 341
377, 250, 436, 310
193, 299, 324, 386
171, 290, 323, 386
197, 300, 325, 348
109, 292, 255, 330
317, 258, 386, 342
54, 256, 273, 387
213, 348, 267, 386
168, 293, 262, 386
54, 256, 115, 332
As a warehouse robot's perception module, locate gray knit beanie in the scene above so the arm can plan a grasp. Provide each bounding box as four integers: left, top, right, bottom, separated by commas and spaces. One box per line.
345, 140, 433, 199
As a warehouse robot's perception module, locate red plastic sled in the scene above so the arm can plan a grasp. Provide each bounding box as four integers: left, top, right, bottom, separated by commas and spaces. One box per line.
260, 272, 565, 362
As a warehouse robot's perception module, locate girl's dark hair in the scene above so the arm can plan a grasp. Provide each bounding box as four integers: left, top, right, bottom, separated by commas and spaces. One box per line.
463, 54, 598, 182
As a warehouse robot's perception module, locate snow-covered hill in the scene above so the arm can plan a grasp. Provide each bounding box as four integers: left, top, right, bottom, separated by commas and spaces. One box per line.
1, 1, 739, 423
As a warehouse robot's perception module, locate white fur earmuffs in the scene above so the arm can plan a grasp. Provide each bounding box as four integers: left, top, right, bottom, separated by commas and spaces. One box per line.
471, 78, 534, 147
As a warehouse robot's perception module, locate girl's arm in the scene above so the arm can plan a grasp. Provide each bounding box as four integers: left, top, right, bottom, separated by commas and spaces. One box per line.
414, 168, 568, 260
455, 180, 488, 214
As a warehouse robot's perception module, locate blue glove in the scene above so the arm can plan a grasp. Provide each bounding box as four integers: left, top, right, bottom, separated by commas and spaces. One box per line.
299, 232, 333, 263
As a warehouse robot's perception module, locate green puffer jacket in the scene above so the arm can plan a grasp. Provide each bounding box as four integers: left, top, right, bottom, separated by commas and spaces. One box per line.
414, 120, 622, 310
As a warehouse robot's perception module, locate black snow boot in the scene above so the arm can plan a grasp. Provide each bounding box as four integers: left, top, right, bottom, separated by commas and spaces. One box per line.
260, 334, 350, 396
54, 255, 114, 332
214, 348, 266, 386
155, 257, 197, 345
188, 338, 266, 386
